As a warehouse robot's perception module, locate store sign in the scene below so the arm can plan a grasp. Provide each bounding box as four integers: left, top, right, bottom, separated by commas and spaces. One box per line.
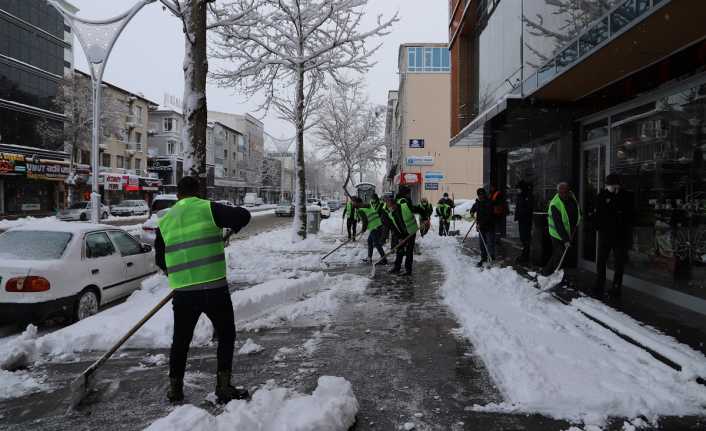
21, 203, 41, 211
139, 177, 162, 191
26, 161, 71, 181
0, 153, 27, 175
409, 139, 425, 149
396, 172, 422, 185
124, 174, 140, 191
148, 159, 173, 172
424, 171, 444, 181
406, 156, 434, 166
105, 174, 122, 191
424, 182, 439, 191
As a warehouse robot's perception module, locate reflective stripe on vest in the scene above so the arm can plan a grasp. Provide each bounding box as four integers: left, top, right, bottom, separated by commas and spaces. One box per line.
397, 199, 418, 235
158, 197, 226, 289
359, 207, 382, 231
438, 203, 451, 219
547, 193, 581, 241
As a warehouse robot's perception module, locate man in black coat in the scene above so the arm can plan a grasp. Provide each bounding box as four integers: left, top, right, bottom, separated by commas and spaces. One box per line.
594, 173, 634, 297
470, 188, 496, 266
514, 181, 534, 263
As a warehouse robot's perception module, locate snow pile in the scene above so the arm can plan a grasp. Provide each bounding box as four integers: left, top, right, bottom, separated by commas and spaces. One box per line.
422, 236, 706, 425
0, 216, 57, 232
144, 376, 358, 431
0, 325, 39, 371
0, 369, 47, 400
237, 339, 264, 355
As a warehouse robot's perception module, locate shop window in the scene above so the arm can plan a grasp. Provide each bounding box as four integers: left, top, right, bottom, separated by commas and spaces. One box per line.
610, 82, 706, 296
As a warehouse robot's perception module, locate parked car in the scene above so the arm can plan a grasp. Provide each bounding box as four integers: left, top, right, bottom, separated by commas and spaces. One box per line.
150, 194, 178, 216
244, 193, 264, 207
327, 200, 341, 211
275, 201, 294, 217
320, 205, 331, 219
57, 201, 110, 221
110, 200, 149, 217
0, 222, 156, 323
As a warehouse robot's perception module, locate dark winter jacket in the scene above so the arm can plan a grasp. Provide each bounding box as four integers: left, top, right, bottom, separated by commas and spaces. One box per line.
595, 189, 634, 243
388, 200, 425, 237
514, 190, 534, 222
470, 199, 495, 231
155, 202, 251, 272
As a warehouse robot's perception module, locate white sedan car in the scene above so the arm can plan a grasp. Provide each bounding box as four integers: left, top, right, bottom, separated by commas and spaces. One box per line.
0, 222, 157, 323
57, 201, 111, 221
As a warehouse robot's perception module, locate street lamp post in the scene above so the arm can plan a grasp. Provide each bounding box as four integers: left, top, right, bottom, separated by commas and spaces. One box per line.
48, 0, 156, 222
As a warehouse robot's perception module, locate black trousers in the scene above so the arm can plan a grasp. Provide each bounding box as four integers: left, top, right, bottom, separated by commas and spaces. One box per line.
394, 233, 416, 273
170, 286, 235, 380
542, 238, 568, 276
346, 217, 357, 239
596, 233, 628, 289
439, 219, 451, 236
518, 219, 532, 261
367, 227, 386, 259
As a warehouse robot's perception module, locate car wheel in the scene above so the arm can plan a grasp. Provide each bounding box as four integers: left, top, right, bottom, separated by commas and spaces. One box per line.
74, 289, 100, 321
80, 213, 87, 221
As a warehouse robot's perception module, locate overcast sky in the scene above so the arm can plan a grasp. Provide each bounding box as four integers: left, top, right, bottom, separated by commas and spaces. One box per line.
70, 0, 448, 144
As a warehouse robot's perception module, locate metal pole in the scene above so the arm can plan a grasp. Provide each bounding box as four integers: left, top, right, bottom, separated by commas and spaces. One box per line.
91, 79, 102, 223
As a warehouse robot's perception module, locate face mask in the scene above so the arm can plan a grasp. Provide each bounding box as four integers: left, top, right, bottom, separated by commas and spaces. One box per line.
606, 185, 619, 193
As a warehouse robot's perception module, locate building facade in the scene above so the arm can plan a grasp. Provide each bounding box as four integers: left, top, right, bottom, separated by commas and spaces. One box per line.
389, 43, 483, 203
73, 70, 160, 205
267, 151, 294, 202
0, 0, 76, 216
450, 0, 706, 314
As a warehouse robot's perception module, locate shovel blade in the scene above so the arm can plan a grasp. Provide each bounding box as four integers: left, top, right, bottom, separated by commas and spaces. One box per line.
68, 369, 94, 410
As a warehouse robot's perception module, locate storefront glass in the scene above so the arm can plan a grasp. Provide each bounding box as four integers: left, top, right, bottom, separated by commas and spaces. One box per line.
609, 82, 706, 297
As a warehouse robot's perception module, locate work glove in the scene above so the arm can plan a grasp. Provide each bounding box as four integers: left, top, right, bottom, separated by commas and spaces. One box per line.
564, 241, 571, 248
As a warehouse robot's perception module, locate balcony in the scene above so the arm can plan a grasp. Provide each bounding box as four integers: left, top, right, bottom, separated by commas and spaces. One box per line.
126, 114, 142, 129
126, 142, 144, 154
524, 0, 706, 102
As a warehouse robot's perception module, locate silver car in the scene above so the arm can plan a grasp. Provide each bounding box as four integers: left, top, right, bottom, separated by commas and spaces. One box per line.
110, 200, 148, 217
57, 202, 110, 221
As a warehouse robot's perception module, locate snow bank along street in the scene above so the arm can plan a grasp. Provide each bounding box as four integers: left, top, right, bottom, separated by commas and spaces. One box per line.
0, 215, 706, 430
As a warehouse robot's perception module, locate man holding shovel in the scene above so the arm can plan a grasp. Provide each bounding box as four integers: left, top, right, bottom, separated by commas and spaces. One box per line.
155, 176, 251, 404
357, 197, 393, 265
385, 194, 425, 276
541, 182, 581, 277
470, 188, 496, 267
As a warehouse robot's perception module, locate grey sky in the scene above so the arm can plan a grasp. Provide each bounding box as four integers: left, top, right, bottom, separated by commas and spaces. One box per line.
69, 0, 448, 143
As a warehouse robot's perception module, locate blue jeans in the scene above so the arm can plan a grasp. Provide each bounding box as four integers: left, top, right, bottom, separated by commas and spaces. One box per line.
479, 229, 496, 262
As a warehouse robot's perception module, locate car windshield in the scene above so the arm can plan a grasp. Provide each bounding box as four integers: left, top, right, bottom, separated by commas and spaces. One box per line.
68, 202, 88, 209
0, 231, 73, 260
151, 199, 176, 213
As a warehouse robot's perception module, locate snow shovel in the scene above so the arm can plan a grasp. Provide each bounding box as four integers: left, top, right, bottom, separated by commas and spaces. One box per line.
320, 232, 360, 263
69, 290, 175, 409
477, 230, 495, 266
448, 194, 460, 236
461, 220, 477, 244
535, 244, 571, 296
370, 231, 416, 277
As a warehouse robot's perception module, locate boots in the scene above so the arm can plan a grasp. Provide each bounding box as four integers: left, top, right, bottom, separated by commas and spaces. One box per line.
216, 370, 249, 404
167, 377, 184, 403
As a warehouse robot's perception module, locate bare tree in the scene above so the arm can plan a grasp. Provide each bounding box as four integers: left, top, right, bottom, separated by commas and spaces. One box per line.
209, 0, 397, 239
38, 72, 126, 203
158, 0, 253, 197
315, 81, 384, 198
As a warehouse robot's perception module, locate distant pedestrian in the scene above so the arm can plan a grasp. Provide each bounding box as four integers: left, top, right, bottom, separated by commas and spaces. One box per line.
541, 182, 581, 276
594, 174, 634, 297
470, 188, 495, 266
514, 181, 534, 263
419, 197, 433, 236
343, 197, 358, 240
436, 192, 455, 236
155, 176, 251, 404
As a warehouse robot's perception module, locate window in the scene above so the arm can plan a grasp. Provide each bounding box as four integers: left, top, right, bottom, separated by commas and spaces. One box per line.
107, 231, 142, 256
134, 159, 142, 171
125, 158, 131, 169
135, 132, 142, 144
0, 231, 72, 260
167, 140, 176, 155
406, 47, 450, 72
133, 105, 143, 120
85, 232, 116, 259
116, 156, 124, 169
164, 118, 174, 132
101, 153, 111, 167
224, 149, 228, 159
179, 141, 184, 153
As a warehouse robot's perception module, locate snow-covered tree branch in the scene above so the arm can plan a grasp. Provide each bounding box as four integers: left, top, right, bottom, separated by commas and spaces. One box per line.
209, 0, 397, 239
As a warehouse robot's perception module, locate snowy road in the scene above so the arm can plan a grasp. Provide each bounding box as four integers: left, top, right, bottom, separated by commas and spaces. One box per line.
1, 216, 705, 430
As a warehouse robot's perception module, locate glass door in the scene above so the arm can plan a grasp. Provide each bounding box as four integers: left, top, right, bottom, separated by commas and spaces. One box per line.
580, 141, 607, 265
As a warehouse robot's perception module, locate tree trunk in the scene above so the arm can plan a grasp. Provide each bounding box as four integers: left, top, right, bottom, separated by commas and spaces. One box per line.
182, 0, 209, 198
294, 65, 307, 239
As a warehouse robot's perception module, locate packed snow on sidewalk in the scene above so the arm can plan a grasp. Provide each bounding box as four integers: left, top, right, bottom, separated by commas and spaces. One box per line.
421, 235, 706, 426
0, 217, 367, 398
145, 376, 358, 431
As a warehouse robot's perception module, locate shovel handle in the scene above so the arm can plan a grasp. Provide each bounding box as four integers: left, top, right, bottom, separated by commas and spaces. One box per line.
83, 290, 175, 376
462, 221, 477, 243
373, 231, 416, 267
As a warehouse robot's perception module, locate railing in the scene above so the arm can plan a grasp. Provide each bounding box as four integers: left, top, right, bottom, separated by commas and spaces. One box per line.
521, 0, 667, 97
